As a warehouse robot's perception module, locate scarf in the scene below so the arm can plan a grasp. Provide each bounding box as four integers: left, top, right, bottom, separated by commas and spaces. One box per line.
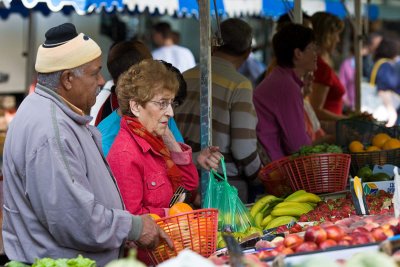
123, 116, 182, 191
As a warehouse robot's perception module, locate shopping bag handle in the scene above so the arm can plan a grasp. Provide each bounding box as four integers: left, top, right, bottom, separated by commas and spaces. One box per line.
210, 156, 227, 181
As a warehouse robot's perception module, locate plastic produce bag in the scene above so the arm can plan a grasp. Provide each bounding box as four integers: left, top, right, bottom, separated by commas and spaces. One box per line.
203, 157, 254, 232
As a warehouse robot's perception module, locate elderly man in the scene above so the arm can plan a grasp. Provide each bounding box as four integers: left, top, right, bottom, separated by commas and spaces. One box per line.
174, 18, 262, 203
2, 23, 171, 266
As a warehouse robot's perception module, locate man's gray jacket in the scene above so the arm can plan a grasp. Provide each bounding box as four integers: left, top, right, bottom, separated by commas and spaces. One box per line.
2, 84, 142, 266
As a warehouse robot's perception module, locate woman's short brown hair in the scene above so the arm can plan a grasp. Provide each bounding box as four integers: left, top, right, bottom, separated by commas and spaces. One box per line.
311, 12, 344, 50
117, 59, 179, 116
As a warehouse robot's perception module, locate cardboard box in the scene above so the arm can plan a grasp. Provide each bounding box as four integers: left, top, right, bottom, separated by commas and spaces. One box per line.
363, 181, 395, 195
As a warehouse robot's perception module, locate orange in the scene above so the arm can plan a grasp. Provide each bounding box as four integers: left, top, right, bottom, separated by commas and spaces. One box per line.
169, 202, 193, 216
366, 146, 380, 152
349, 141, 364, 153
382, 138, 400, 150
149, 213, 161, 220
372, 133, 391, 148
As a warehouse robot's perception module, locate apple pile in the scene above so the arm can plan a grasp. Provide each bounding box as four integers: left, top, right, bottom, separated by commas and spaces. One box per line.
299, 190, 393, 223
254, 214, 400, 260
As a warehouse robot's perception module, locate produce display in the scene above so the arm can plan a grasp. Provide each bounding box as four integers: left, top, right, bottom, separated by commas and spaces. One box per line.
291, 144, 343, 157
250, 190, 321, 230
349, 133, 400, 153
356, 165, 392, 181
299, 190, 393, 222
6, 255, 96, 267
253, 214, 400, 259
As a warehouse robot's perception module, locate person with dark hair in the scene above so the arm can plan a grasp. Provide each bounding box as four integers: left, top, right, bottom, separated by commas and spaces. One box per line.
151, 21, 196, 73
175, 18, 262, 203
254, 24, 316, 161
370, 37, 400, 126
90, 40, 152, 126
2, 23, 172, 266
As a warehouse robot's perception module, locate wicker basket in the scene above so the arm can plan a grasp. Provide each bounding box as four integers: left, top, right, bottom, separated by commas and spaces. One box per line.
148, 208, 218, 264
336, 119, 400, 176
349, 148, 400, 176
258, 157, 293, 197
336, 119, 400, 147
283, 153, 351, 194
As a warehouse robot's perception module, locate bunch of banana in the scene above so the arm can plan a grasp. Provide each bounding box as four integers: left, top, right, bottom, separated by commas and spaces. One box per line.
249, 194, 283, 228
259, 190, 322, 230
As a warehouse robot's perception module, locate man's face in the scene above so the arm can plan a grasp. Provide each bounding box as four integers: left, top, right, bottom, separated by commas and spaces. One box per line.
69, 57, 104, 114
152, 32, 164, 47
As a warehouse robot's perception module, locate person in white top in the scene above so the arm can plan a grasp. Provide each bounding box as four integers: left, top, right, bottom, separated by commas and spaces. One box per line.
151, 22, 196, 73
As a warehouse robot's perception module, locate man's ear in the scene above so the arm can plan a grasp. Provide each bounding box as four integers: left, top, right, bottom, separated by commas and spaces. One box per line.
129, 100, 140, 117
60, 70, 73, 90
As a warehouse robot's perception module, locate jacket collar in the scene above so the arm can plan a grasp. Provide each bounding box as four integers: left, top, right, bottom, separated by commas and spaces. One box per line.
35, 83, 93, 125
120, 117, 154, 154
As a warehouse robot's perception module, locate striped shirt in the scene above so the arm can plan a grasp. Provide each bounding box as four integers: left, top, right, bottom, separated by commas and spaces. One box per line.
174, 56, 261, 180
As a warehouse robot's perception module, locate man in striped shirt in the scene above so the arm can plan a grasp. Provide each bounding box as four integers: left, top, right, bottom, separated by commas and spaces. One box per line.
174, 18, 262, 203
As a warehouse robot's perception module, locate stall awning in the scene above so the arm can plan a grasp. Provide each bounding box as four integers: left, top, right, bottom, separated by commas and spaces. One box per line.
1, 0, 398, 20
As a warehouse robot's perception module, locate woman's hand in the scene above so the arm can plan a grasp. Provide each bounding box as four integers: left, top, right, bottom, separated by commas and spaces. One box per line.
197, 146, 222, 171
162, 127, 182, 152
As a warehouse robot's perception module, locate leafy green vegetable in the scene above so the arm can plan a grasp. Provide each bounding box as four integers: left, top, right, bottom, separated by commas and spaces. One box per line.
292, 144, 343, 158
5, 261, 30, 267
31, 255, 95, 267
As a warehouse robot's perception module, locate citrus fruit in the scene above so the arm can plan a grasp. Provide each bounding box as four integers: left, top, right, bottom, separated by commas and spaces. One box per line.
372, 133, 391, 148
169, 202, 193, 216
349, 141, 364, 152
366, 146, 380, 152
149, 213, 161, 220
357, 166, 372, 179
382, 138, 400, 150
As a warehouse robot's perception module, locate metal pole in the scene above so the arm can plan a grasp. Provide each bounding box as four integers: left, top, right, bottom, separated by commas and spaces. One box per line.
354, 0, 362, 112
293, 0, 302, 24
25, 10, 35, 94
198, 0, 212, 205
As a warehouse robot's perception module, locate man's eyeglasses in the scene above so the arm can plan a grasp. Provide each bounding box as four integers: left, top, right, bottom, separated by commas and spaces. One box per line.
148, 99, 179, 110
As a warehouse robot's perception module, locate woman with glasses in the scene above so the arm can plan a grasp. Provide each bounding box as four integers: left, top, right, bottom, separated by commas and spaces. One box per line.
106, 59, 206, 220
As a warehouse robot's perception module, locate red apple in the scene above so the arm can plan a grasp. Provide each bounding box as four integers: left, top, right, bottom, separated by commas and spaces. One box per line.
353, 226, 369, 233
324, 225, 345, 241
257, 250, 278, 259
337, 239, 351, 246
371, 227, 388, 242
304, 226, 327, 244
319, 239, 337, 250
383, 227, 394, 239
341, 235, 353, 245
295, 242, 318, 253
351, 233, 371, 245
283, 234, 304, 249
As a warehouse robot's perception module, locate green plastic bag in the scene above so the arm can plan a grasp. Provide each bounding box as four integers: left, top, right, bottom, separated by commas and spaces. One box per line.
203, 157, 254, 232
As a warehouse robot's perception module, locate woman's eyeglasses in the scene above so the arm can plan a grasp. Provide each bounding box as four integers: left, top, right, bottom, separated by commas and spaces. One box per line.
149, 99, 179, 110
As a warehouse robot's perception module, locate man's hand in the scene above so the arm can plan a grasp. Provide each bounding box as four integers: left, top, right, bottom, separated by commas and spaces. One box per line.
136, 215, 173, 250
197, 146, 222, 171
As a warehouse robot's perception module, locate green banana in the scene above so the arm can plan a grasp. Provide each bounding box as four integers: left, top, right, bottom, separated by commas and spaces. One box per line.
265, 216, 298, 229
271, 202, 314, 217
254, 212, 263, 227
284, 190, 307, 201
250, 195, 281, 218
284, 192, 322, 203
260, 215, 274, 228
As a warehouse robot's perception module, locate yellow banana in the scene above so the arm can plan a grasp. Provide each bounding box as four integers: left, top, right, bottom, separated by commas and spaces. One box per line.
260, 215, 274, 228
284, 192, 321, 203
271, 202, 314, 217
284, 190, 307, 201
254, 212, 263, 227
265, 216, 298, 229
250, 195, 281, 218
